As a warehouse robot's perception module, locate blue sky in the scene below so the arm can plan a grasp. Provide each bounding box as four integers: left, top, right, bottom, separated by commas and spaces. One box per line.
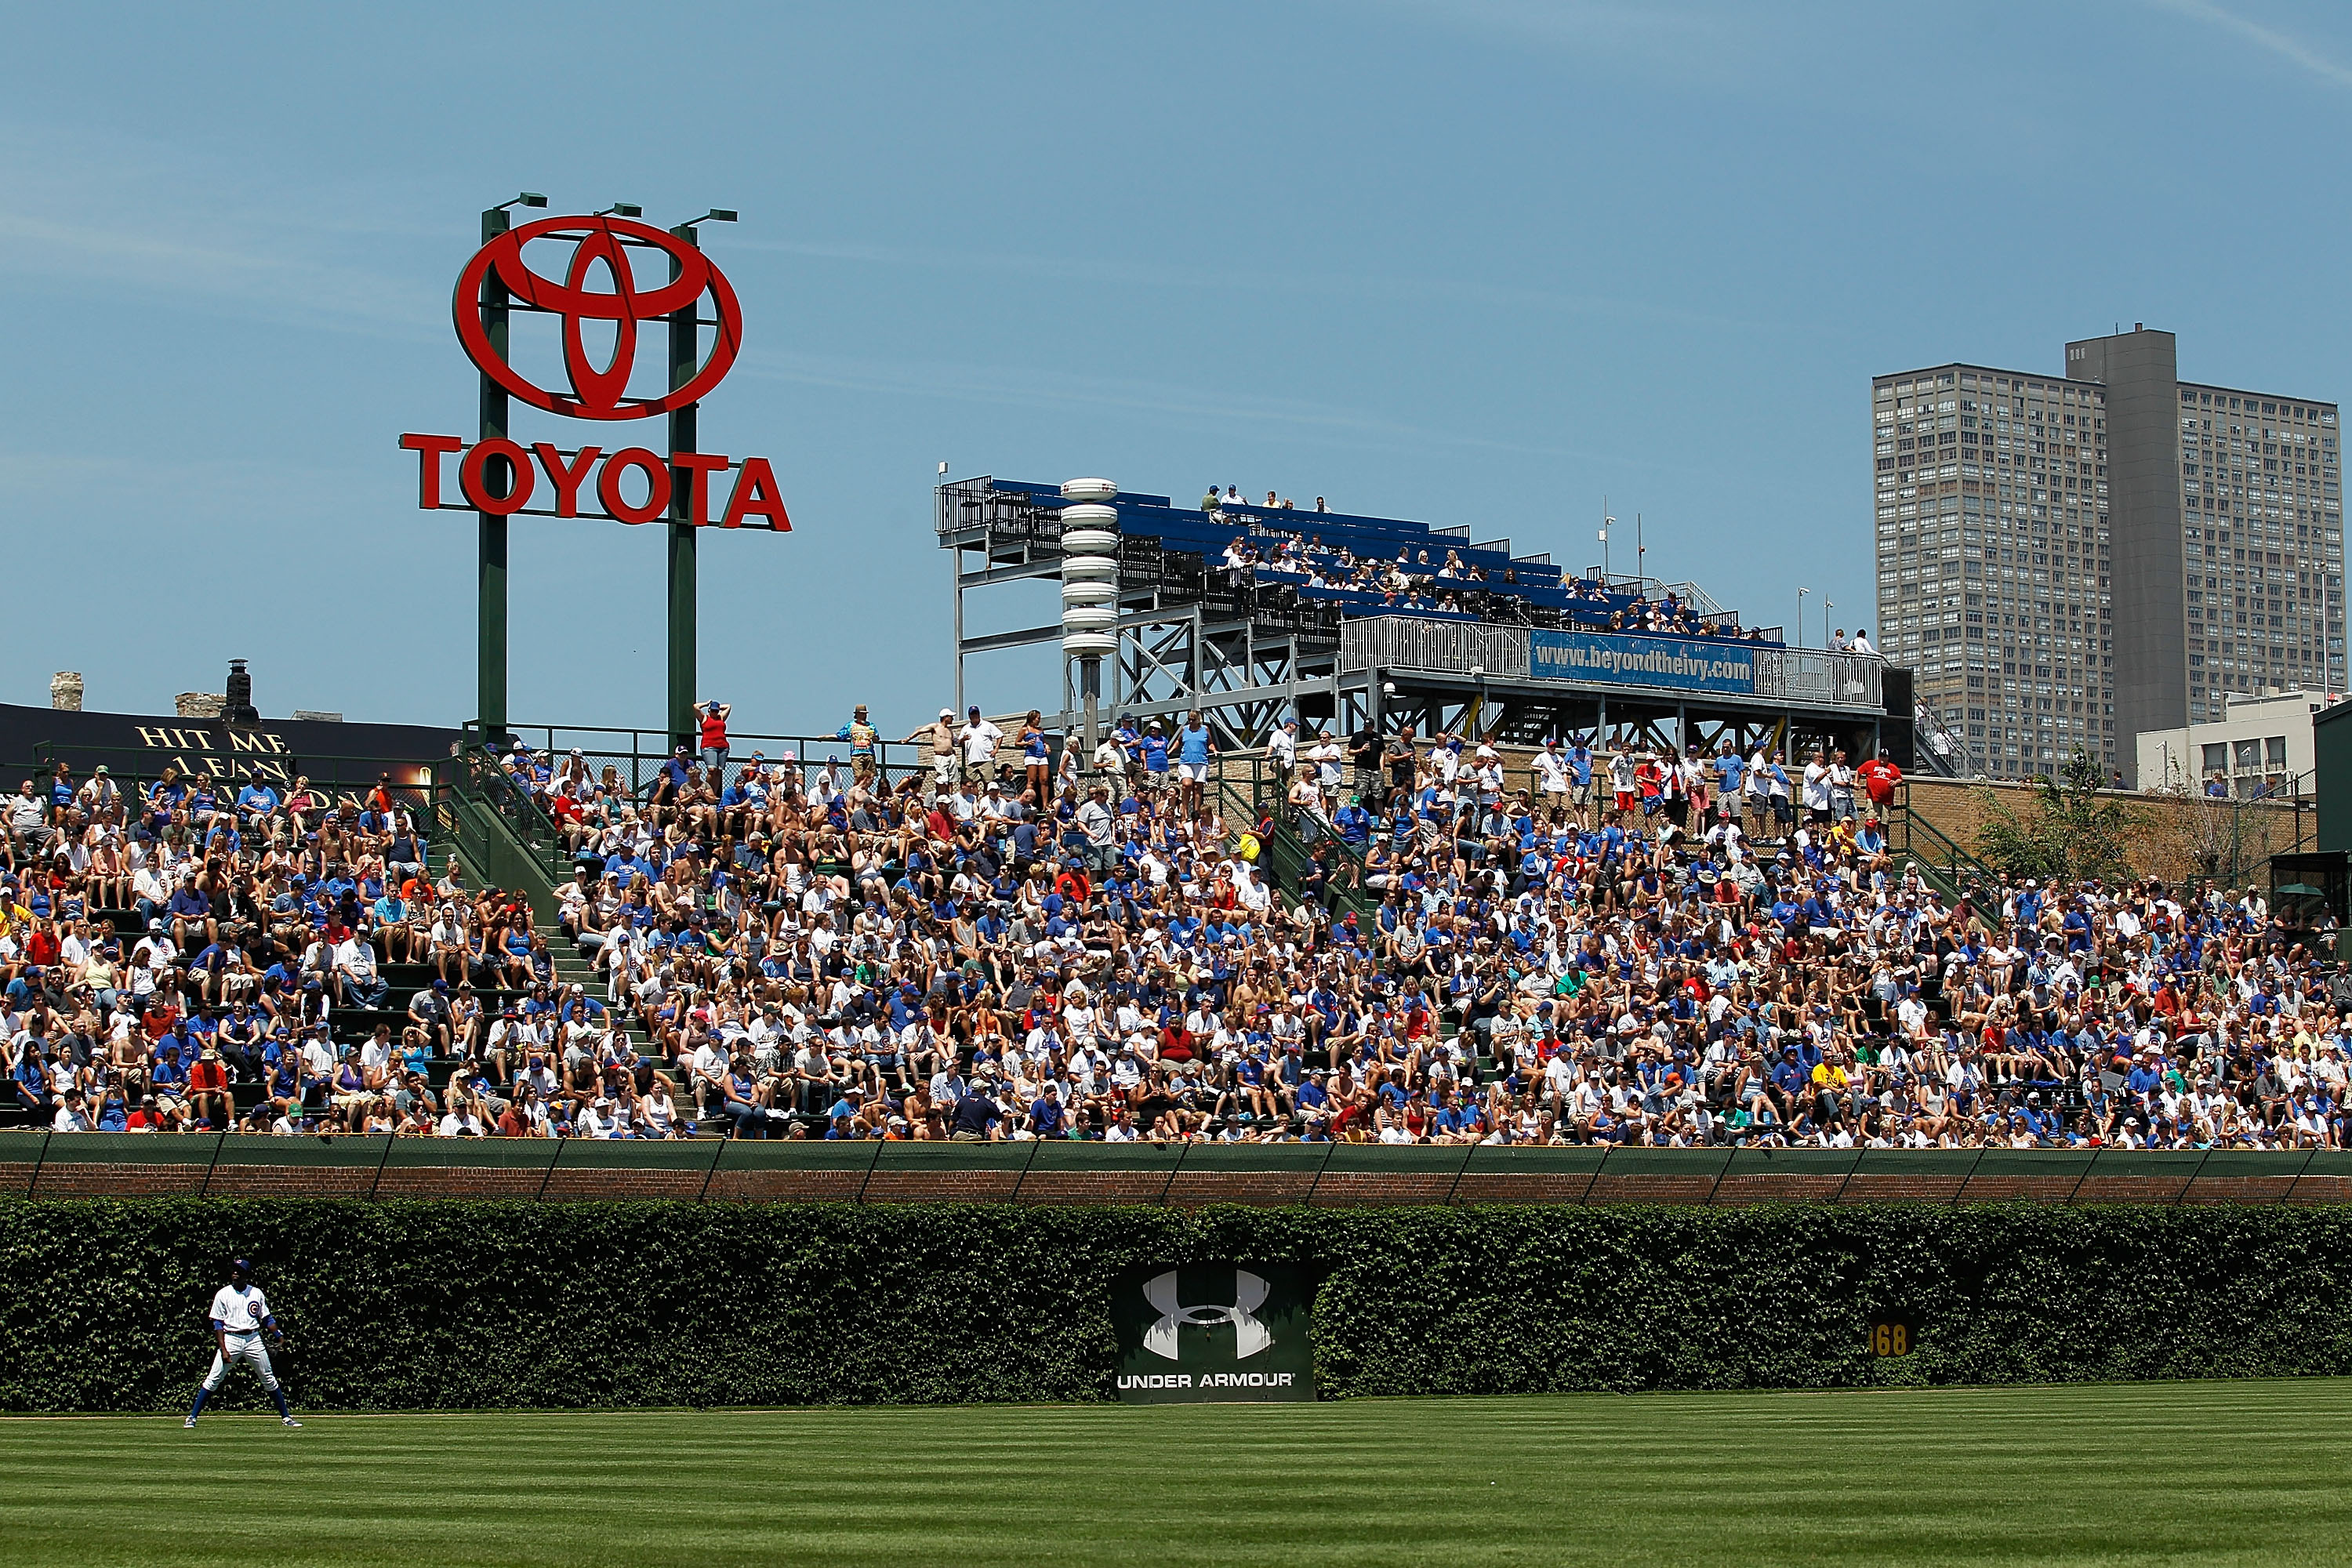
5, 0, 2349, 739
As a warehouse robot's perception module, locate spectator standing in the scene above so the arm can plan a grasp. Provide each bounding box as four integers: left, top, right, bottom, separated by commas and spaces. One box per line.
837, 703, 880, 785
1269, 718, 1299, 792
1348, 722, 1386, 810
960, 706, 1003, 788
1175, 710, 1218, 818
930, 708, 960, 787
698, 701, 731, 772
1859, 750, 1903, 815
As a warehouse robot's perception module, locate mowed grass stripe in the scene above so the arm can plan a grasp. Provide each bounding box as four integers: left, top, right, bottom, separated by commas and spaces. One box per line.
5, 1381, 2349, 1566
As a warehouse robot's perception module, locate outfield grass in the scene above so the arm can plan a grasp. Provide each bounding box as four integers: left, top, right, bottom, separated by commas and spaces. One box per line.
4, 1379, 2347, 1566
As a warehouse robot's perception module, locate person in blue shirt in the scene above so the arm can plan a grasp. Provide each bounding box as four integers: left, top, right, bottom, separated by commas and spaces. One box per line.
1138, 720, 1172, 794
1029, 1090, 1066, 1138
1712, 746, 1744, 827
234, 778, 281, 822
1174, 709, 1218, 817
165, 875, 212, 949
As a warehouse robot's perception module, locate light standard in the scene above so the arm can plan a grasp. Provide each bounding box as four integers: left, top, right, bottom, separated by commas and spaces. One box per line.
1796, 587, 1809, 649
473, 190, 546, 744
1599, 511, 1613, 581
664, 206, 737, 751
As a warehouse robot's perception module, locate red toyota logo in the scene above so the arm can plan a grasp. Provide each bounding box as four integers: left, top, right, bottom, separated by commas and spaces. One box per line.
452, 214, 742, 420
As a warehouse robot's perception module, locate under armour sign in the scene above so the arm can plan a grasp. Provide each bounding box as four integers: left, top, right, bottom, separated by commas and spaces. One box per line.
1112, 1262, 1315, 1403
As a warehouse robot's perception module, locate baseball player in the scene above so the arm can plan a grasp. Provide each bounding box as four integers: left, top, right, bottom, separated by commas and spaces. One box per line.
185, 1258, 300, 1428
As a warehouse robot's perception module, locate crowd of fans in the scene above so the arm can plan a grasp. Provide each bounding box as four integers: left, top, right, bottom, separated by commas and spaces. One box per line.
0, 760, 481, 1135
1208, 520, 1773, 642
9, 704, 2345, 1150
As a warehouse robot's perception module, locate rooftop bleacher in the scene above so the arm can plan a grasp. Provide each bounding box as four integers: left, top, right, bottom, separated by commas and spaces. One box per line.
979, 480, 1784, 645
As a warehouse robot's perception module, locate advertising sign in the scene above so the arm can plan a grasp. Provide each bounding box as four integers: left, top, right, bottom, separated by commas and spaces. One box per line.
0, 702, 456, 794
1110, 1261, 1316, 1404
1529, 630, 1758, 695
400, 212, 788, 533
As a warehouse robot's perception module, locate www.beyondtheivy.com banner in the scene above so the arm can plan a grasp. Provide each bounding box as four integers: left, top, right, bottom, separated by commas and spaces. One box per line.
1528, 630, 1759, 695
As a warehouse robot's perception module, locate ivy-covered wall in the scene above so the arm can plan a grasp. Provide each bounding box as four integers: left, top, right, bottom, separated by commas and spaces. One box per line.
5, 1201, 2347, 1411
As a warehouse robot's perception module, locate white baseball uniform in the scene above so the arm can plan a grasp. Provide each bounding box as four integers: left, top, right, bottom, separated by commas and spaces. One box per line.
201, 1283, 281, 1392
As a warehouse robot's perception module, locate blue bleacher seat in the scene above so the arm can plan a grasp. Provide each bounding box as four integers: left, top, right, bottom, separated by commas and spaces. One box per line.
989, 480, 1781, 648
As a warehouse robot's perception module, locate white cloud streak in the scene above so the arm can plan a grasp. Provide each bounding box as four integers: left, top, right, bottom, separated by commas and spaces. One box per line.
2145, 0, 2352, 89
735, 235, 1772, 335
0, 125, 448, 339
737, 348, 1588, 462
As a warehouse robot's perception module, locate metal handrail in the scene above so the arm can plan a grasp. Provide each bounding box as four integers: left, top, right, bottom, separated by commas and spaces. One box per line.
1888, 779, 1998, 901
467, 721, 926, 801
444, 745, 572, 890
1214, 758, 1379, 924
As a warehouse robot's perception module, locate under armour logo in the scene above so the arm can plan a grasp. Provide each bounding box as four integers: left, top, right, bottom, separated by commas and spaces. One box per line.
1142, 1269, 1272, 1361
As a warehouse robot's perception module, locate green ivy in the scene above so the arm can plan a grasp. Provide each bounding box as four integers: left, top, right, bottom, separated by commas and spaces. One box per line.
2, 1201, 2347, 1411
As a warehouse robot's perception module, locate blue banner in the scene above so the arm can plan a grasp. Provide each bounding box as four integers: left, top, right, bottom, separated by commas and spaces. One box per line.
1528, 630, 1759, 695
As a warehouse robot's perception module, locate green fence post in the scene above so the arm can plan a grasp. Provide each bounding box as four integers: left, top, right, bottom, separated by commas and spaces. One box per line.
1575, 1144, 1611, 1205
1304, 1138, 1335, 1207
1009, 1138, 1043, 1204
855, 1138, 884, 1204
1828, 1145, 1867, 1205
1157, 1138, 1192, 1205
1700, 1145, 1735, 1205
536, 1136, 567, 1202
2280, 1145, 2321, 1205
697, 1137, 727, 1203
2172, 1147, 2212, 1205
1443, 1141, 1479, 1206
2065, 1147, 2107, 1205
370, 1132, 395, 1200
198, 1131, 227, 1199
1950, 1145, 1987, 1205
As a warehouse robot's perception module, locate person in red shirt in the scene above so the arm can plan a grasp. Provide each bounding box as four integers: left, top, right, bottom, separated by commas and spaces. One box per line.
187, 1049, 232, 1130
1858, 750, 1903, 812
546, 787, 590, 857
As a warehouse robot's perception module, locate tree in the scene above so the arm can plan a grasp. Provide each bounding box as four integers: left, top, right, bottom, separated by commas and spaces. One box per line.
1973, 750, 2136, 884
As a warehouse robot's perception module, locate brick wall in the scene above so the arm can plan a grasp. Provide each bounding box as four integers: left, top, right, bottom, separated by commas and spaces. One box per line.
5, 1136, 2347, 1207
1903, 774, 2304, 884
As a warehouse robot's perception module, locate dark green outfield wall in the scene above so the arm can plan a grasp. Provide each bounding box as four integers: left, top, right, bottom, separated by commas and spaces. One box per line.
5, 1201, 2350, 1412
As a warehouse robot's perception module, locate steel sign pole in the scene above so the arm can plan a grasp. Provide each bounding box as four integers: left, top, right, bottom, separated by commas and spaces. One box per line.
666, 223, 699, 753
477, 205, 513, 742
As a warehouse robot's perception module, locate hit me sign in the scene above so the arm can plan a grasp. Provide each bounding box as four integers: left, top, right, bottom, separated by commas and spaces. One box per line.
1111, 1263, 1316, 1404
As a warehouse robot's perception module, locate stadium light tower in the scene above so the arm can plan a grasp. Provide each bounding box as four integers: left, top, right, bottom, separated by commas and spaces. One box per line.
1059, 478, 1121, 758
662, 205, 738, 749
473, 191, 548, 742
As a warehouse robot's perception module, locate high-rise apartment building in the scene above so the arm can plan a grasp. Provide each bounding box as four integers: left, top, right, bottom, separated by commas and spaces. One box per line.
1870, 361, 2114, 780
1873, 328, 2343, 783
